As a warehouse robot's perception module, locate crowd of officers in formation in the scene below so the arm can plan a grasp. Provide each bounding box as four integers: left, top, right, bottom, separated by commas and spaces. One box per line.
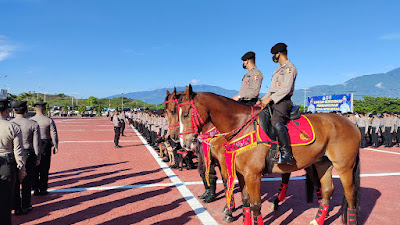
0, 99, 59, 225
109, 108, 219, 203
344, 111, 400, 148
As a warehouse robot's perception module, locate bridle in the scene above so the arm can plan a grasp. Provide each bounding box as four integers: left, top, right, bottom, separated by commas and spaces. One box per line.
164, 99, 180, 132
178, 99, 205, 142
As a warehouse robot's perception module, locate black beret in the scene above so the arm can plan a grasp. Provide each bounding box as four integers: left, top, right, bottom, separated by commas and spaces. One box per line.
33, 101, 47, 107
0, 99, 10, 109
241, 51, 255, 61
372, 111, 377, 115
271, 43, 287, 54
12, 101, 27, 109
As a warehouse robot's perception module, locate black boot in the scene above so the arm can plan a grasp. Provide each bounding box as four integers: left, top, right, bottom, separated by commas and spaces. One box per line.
273, 122, 294, 165
259, 108, 276, 140
203, 178, 217, 203
198, 176, 210, 199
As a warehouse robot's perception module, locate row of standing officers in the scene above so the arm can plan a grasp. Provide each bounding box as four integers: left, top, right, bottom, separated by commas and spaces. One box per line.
0, 99, 58, 225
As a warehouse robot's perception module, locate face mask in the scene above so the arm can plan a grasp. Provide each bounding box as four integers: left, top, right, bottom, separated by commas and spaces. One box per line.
242, 61, 247, 69
272, 54, 280, 63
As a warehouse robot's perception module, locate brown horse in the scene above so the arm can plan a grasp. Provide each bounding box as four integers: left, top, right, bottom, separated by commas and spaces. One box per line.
166, 88, 323, 223
178, 85, 360, 225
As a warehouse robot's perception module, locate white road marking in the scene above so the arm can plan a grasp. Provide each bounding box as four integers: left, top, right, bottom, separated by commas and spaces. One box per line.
130, 125, 218, 225
362, 147, 400, 155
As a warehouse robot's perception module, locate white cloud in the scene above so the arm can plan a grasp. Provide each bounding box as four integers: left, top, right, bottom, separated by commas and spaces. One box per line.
375, 82, 383, 88
0, 35, 16, 62
189, 79, 200, 85
379, 33, 400, 40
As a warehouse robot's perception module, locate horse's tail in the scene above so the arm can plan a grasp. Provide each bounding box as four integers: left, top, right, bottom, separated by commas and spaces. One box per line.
305, 164, 321, 203
341, 153, 360, 224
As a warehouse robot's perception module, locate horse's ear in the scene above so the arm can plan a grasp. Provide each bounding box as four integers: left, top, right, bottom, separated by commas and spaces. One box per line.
173, 87, 177, 94
184, 85, 189, 96
166, 90, 171, 96
189, 84, 193, 96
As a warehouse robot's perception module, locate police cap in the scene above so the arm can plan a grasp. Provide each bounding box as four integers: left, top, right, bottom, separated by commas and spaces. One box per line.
33, 101, 47, 107
0, 99, 10, 109
13, 101, 28, 113
271, 43, 287, 54
241, 51, 255, 61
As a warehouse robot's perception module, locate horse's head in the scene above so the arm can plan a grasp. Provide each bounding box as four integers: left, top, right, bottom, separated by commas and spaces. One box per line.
178, 84, 206, 150
164, 87, 180, 141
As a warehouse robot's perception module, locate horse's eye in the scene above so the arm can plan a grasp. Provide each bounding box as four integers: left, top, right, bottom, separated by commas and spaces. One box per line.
171, 109, 176, 115
183, 113, 189, 118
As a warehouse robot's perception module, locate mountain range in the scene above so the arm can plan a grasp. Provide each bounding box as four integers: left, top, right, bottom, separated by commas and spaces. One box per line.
108, 67, 400, 105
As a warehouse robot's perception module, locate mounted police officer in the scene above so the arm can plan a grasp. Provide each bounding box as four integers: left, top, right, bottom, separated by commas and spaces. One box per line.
11, 101, 42, 215
233, 51, 263, 106
0, 99, 26, 224
258, 43, 297, 165
30, 101, 59, 196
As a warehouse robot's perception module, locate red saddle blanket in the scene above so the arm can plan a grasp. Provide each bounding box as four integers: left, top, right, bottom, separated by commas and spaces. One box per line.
257, 115, 315, 146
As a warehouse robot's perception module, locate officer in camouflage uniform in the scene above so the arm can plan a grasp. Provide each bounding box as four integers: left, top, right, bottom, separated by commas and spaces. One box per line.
233, 51, 263, 106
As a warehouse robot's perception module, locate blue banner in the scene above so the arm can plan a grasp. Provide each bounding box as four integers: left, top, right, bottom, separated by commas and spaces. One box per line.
307, 94, 352, 113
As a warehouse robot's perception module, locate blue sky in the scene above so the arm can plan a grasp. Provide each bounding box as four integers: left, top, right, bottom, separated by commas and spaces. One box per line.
0, 0, 399, 99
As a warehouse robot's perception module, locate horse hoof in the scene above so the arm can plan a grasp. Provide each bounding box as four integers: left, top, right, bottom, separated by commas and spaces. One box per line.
309, 219, 319, 225
222, 215, 234, 223
269, 202, 278, 211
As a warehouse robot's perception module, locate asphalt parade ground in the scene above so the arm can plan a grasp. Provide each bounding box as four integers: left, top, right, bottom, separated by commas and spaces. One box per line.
12, 117, 400, 225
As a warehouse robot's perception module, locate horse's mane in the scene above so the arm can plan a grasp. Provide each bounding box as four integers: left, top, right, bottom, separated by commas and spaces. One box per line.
197, 92, 254, 108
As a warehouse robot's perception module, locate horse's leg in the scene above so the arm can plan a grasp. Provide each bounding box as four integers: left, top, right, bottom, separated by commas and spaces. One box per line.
333, 154, 360, 225
310, 159, 334, 225
269, 173, 290, 211
216, 153, 235, 223
237, 172, 252, 225
305, 165, 322, 204
245, 173, 263, 225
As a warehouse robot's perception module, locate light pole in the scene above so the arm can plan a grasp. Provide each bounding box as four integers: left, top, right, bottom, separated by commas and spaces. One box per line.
122, 92, 124, 109
303, 88, 311, 112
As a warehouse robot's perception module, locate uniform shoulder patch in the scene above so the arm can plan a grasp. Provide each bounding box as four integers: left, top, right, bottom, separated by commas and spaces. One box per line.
254, 74, 259, 80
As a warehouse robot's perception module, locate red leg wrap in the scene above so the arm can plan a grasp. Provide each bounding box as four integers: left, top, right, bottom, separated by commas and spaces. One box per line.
242, 207, 251, 225
277, 183, 288, 202
253, 214, 264, 225
316, 187, 322, 203
314, 203, 329, 225
347, 207, 357, 225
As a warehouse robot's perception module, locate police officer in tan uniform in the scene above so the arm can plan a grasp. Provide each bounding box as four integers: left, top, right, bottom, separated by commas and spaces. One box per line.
259, 43, 297, 165
30, 101, 59, 195
0, 99, 26, 224
11, 101, 41, 215
113, 110, 123, 148
233, 51, 263, 106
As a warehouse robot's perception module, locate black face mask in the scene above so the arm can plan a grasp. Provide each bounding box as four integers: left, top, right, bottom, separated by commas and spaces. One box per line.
272, 54, 280, 63
242, 61, 247, 69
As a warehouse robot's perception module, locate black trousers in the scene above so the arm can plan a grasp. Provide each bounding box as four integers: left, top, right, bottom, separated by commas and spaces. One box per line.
371, 128, 379, 146
0, 160, 16, 225
384, 127, 392, 146
238, 98, 258, 106
121, 121, 125, 135
15, 149, 36, 209
33, 139, 52, 192
114, 127, 121, 146
359, 127, 366, 147
271, 98, 293, 126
